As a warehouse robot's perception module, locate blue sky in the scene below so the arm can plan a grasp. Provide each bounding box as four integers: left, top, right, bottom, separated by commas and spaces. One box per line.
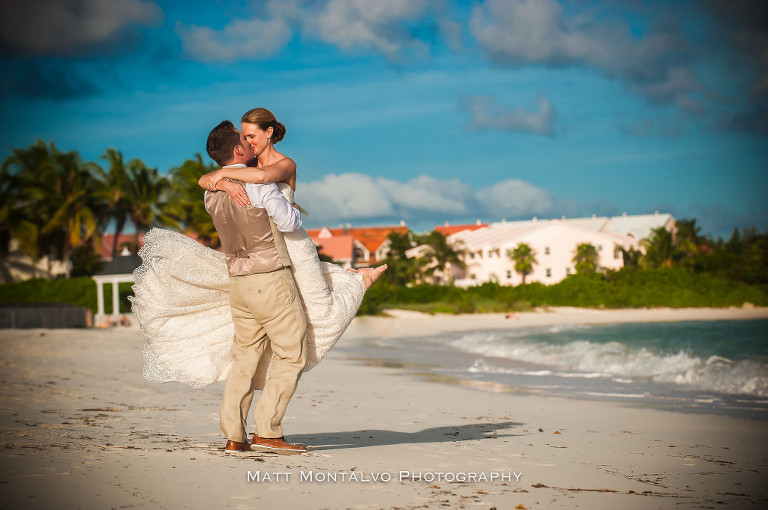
1, 0, 766, 237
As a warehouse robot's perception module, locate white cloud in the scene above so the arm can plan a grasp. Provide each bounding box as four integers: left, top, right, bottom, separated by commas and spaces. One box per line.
306, 0, 431, 59
298, 173, 396, 221
175, 0, 438, 62
0, 0, 162, 56
297, 173, 471, 223
478, 179, 555, 218
177, 16, 292, 62
379, 175, 471, 213
437, 16, 463, 52
461, 94, 556, 136
295, 172, 559, 226
468, 0, 703, 110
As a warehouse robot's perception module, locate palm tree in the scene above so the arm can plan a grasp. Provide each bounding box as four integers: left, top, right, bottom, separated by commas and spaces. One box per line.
382, 230, 419, 285
419, 231, 466, 285
120, 158, 178, 248
673, 218, 704, 271
1, 140, 106, 277
508, 243, 537, 284
0, 163, 21, 281
93, 149, 133, 259
2, 141, 67, 276
39, 148, 101, 265
641, 226, 675, 269
0, 163, 16, 258
166, 154, 219, 246
619, 246, 642, 268
572, 243, 599, 274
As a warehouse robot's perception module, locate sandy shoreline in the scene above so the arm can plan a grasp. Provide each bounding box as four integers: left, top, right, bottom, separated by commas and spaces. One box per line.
344, 305, 768, 342
1, 307, 767, 509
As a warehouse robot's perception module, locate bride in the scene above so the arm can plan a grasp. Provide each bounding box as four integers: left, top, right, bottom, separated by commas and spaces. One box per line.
130, 108, 386, 388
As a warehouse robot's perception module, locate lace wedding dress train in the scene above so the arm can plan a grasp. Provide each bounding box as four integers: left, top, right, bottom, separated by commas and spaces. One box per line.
130, 184, 366, 388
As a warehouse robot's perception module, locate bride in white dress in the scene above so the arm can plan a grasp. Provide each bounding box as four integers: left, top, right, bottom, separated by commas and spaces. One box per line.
130, 108, 386, 388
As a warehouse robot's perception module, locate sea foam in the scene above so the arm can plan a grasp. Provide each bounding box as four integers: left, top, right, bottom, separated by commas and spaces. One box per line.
451, 331, 768, 397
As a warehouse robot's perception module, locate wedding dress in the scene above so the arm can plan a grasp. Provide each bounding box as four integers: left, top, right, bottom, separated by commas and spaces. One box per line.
130, 183, 366, 388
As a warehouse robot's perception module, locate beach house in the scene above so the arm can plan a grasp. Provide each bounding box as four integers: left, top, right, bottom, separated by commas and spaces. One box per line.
306, 224, 410, 269
408, 212, 674, 286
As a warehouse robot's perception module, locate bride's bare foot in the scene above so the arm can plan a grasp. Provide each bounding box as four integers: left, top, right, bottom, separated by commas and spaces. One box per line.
357, 264, 387, 289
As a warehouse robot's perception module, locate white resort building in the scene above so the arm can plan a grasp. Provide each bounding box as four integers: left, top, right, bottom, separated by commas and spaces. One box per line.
408, 212, 675, 287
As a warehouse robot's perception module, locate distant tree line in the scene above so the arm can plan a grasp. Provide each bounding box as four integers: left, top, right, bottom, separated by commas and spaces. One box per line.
2, 140, 766, 295
634, 220, 768, 286
378, 220, 768, 288
362, 220, 768, 314
1, 140, 218, 277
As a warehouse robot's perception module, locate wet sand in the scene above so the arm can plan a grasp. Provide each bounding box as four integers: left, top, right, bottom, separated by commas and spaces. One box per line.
1, 306, 767, 509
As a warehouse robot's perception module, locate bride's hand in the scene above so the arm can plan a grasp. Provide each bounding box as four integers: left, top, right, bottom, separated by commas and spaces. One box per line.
219, 180, 250, 207
204, 169, 228, 190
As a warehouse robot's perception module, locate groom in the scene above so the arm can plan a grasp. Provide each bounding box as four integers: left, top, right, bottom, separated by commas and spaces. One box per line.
205, 120, 308, 454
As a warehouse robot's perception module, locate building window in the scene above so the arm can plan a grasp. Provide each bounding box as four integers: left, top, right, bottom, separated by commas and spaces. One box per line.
545, 246, 550, 255
565, 267, 571, 275
353, 245, 368, 262
614, 247, 621, 259
470, 252, 475, 259
546, 268, 552, 277
506, 270, 512, 279
597, 244, 603, 251
470, 273, 477, 280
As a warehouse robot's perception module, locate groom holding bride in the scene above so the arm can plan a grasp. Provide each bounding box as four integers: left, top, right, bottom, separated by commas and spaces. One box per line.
132, 108, 386, 456
205, 120, 309, 454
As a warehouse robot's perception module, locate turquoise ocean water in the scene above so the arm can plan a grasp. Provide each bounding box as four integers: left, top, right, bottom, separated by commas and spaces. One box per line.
340, 319, 768, 419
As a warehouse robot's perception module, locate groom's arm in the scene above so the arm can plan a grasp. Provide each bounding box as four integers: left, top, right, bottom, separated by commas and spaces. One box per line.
246, 183, 301, 232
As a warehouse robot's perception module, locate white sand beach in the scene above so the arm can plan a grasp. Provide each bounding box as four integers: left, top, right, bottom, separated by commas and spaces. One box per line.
1, 306, 767, 509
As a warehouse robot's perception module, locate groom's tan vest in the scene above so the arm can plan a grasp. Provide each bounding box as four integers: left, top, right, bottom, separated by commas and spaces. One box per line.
205, 189, 291, 277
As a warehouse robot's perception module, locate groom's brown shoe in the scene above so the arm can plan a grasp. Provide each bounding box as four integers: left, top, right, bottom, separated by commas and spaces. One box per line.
225, 440, 252, 452
251, 435, 307, 454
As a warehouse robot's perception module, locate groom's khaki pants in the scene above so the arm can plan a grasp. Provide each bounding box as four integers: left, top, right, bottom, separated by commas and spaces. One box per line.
221, 267, 307, 442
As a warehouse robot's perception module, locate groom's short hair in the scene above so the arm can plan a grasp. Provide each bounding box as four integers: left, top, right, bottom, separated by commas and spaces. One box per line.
206, 120, 241, 166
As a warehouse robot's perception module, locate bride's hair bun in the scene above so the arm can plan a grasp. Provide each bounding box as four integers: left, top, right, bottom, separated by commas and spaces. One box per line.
272, 122, 286, 143
241, 107, 286, 144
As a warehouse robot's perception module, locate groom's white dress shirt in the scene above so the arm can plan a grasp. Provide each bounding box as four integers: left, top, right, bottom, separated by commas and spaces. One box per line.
204, 163, 301, 233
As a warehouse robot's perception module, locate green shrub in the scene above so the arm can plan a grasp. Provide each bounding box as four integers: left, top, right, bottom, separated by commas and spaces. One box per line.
2, 267, 765, 317
354, 268, 768, 315
0, 277, 133, 313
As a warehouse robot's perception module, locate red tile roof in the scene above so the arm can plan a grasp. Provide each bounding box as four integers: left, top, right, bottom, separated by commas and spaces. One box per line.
313, 234, 355, 261
100, 233, 145, 260
306, 225, 409, 263
100, 231, 209, 260
433, 224, 488, 236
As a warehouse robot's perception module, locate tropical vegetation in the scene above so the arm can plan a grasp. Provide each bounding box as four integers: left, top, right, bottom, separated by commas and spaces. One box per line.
1, 141, 216, 278
508, 243, 537, 284
380, 230, 421, 286
572, 243, 599, 274
417, 231, 466, 285
357, 219, 768, 315
1, 140, 767, 316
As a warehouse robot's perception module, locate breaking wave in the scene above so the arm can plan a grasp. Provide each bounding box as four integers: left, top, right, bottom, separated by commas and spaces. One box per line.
451, 331, 768, 397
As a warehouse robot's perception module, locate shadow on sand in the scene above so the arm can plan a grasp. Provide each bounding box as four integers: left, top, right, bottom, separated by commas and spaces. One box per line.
295, 421, 523, 451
